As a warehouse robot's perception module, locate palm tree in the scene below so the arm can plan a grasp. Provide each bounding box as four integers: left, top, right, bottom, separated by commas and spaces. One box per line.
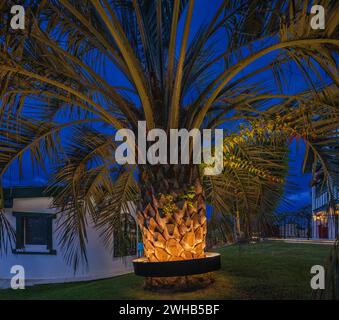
0, 0, 338, 289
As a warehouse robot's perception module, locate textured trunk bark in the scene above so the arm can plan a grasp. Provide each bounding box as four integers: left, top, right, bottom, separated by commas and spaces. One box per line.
137, 179, 213, 290
137, 185, 207, 262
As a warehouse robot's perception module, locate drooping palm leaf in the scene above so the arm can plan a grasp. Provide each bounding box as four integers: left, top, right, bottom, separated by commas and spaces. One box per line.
0, 1, 338, 275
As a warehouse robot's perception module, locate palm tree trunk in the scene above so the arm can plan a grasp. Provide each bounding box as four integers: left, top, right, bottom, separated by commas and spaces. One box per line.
137, 179, 212, 290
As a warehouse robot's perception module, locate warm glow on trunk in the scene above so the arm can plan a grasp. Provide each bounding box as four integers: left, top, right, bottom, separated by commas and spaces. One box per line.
137, 185, 207, 262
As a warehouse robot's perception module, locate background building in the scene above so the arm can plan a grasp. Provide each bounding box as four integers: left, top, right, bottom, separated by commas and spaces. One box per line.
311, 175, 339, 240
0, 187, 137, 289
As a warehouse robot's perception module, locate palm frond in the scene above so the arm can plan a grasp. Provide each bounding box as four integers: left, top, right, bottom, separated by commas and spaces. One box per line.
48, 126, 118, 269
0, 0, 338, 268
96, 170, 140, 255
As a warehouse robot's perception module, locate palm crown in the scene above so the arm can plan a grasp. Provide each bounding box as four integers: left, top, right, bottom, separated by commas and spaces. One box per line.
0, 0, 338, 270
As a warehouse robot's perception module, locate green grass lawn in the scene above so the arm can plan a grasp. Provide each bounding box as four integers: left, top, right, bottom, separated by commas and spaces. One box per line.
0, 242, 331, 300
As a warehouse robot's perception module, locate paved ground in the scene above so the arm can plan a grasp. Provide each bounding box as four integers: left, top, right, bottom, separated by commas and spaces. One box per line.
267, 238, 335, 245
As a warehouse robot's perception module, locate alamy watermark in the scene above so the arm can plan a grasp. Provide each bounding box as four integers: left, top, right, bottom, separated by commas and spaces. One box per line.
7, 263, 326, 291
310, 265, 325, 290
115, 121, 224, 175
8, 4, 325, 31
310, 5, 325, 30
10, 265, 25, 290
9, 5, 25, 30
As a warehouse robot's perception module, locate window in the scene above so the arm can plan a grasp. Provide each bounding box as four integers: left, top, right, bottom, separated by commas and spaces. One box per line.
25, 216, 48, 245
13, 212, 56, 255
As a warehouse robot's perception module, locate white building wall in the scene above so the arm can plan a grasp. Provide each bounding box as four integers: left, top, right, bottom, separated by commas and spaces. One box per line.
0, 197, 135, 289
311, 180, 339, 240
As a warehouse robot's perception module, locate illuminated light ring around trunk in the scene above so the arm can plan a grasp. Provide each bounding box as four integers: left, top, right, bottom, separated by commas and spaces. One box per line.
133, 252, 221, 277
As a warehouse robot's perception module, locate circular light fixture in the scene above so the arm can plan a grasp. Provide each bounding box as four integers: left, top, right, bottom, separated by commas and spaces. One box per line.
133, 252, 221, 277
